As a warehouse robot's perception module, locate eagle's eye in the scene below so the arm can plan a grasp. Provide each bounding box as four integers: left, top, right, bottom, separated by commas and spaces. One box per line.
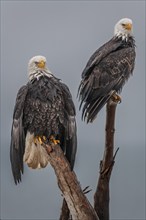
121, 22, 132, 31
35, 60, 46, 68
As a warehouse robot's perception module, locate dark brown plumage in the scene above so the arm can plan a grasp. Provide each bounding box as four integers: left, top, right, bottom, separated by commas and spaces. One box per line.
78, 18, 136, 123
10, 56, 77, 184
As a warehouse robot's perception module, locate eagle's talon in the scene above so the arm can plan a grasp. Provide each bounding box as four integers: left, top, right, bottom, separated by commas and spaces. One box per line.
38, 136, 43, 145
34, 136, 38, 145
53, 140, 60, 145
111, 94, 122, 104
49, 135, 60, 145
34, 136, 47, 145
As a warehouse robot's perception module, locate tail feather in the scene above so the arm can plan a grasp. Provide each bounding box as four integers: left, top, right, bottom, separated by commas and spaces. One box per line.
23, 132, 49, 169
38, 144, 49, 168
82, 93, 113, 123
24, 144, 39, 169
87, 95, 111, 123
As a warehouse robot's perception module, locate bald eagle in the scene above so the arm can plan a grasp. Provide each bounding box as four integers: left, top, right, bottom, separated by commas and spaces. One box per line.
10, 56, 77, 184
78, 18, 136, 123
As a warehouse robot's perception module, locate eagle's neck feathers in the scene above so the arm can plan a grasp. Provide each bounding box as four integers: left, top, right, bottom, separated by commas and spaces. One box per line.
115, 32, 129, 42
29, 69, 53, 81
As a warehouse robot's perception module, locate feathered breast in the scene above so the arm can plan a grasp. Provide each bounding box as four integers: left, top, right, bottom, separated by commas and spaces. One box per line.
23, 76, 65, 136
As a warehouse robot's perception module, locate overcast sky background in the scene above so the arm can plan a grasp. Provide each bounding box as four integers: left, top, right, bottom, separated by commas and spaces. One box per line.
1, 1, 145, 220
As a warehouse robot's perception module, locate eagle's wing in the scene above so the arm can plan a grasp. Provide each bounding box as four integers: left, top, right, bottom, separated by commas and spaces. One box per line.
10, 85, 28, 184
61, 83, 77, 170
81, 37, 122, 79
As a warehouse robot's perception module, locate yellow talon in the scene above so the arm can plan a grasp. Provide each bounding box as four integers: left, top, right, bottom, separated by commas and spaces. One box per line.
111, 93, 122, 103
34, 136, 45, 145
34, 136, 38, 145
53, 139, 60, 145
50, 135, 60, 145
38, 136, 43, 145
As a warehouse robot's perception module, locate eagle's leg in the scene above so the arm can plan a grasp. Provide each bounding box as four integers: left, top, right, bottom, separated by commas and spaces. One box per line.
111, 93, 122, 103
49, 135, 60, 145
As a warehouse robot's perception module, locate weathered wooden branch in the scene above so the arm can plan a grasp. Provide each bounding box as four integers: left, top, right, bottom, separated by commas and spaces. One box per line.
44, 143, 99, 220
94, 101, 119, 220
44, 99, 119, 219
59, 199, 70, 220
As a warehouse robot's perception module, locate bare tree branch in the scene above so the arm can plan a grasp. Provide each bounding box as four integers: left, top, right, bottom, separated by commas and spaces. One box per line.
44, 143, 99, 220
94, 101, 119, 220
60, 199, 70, 220
44, 100, 119, 220
59, 186, 92, 220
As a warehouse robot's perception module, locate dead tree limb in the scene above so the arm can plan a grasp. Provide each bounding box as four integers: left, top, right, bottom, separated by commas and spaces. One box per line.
44, 143, 99, 220
59, 199, 70, 220
59, 185, 92, 220
94, 101, 119, 220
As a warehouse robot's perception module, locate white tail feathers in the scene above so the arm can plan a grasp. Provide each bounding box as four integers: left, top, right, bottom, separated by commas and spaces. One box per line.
23, 132, 49, 169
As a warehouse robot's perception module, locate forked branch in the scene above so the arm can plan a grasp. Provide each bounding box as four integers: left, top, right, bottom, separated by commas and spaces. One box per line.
45, 99, 119, 220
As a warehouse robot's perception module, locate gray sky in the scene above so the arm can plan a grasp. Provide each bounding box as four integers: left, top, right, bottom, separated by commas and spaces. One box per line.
1, 1, 145, 220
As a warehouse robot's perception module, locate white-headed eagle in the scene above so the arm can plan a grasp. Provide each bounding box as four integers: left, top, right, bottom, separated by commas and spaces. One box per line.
78, 18, 136, 123
10, 55, 77, 184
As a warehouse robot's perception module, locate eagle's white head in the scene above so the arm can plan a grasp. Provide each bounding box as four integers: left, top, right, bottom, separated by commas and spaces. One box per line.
28, 55, 52, 80
114, 18, 133, 41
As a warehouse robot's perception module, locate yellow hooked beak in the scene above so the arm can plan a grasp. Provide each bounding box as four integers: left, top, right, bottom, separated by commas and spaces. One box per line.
125, 23, 132, 30
37, 60, 46, 68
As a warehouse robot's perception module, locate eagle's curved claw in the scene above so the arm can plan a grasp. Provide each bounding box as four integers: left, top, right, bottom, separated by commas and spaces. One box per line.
111, 93, 122, 104
49, 135, 60, 145
34, 136, 47, 145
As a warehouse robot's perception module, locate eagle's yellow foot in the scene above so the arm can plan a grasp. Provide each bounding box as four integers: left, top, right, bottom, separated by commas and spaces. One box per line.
49, 135, 60, 145
34, 136, 47, 145
111, 93, 122, 104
